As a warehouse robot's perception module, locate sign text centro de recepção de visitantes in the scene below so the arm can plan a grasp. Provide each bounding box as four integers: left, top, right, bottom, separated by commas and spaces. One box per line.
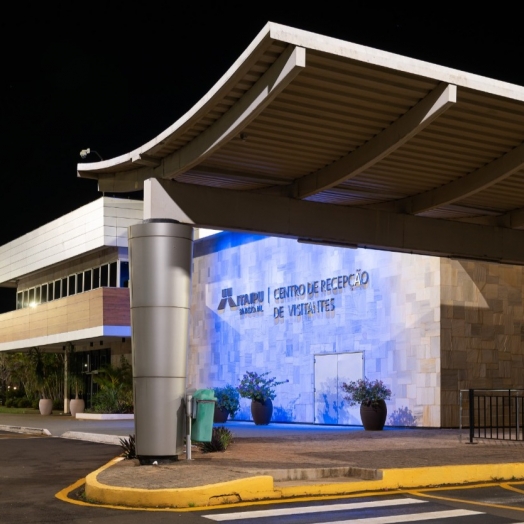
217, 270, 369, 319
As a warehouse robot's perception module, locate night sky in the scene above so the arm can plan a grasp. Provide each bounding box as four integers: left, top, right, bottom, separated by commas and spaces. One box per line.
1, 6, 523, 265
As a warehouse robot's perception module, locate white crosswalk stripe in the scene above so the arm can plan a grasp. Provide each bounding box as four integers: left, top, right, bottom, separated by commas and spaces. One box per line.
204, 498, 426, 520
203, 498, 483, 523
306, 510, 482, 523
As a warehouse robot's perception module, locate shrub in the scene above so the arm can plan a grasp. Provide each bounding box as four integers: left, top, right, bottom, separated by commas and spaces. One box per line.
341, 377, 392, 408
120, 434, 136, 459
213, 385, 240, 418
5, 399, 13, 408
16, 398, 31, 408
91, 386, 133, 414
91, 357, 133, 413
237, 371, 288, 402
196, 426, 234, 453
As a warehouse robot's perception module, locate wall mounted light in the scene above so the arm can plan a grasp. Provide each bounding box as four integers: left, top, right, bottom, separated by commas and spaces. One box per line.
79, 148, 103, 161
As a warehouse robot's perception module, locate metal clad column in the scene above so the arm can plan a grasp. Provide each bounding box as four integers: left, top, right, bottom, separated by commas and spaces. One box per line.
129, 219, 193, 464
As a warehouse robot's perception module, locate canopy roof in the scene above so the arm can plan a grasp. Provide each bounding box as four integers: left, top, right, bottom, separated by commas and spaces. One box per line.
78, 23, 524, 261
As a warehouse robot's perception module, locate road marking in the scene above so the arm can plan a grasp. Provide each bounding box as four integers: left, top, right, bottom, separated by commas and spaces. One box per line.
308, 510, 482, 523
409, 488, 524, 513
501, 483, 524, 495
204, 497, 426, 520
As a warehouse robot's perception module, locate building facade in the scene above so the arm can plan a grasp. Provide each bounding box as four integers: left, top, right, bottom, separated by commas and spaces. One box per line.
187, 232, 524, 428
1, 198, 523, 426
0, 197, 142, 403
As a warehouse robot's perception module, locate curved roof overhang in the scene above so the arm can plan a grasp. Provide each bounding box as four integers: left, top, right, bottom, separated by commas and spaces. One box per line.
78, 23, 524, 263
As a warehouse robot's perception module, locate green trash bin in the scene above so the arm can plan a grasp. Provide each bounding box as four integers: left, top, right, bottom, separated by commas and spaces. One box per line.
191, 389, 216, 442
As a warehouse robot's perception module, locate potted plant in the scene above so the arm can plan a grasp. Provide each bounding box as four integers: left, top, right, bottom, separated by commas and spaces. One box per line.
341, 377, 392, 430
69, 372, 85, 417
213, 384, 240, 423
237, 371, 288, 425
30, 347, 62, 416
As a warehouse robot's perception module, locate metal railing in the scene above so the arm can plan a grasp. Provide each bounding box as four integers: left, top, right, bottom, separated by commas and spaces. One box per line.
460, 389, 524, 443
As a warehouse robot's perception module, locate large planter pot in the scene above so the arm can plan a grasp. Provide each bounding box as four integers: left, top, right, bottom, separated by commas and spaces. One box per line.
360, 400, 387, 430
70, 398, 85, 417
251, 398, 273, 425
39, 399, 53, 416
213, 406, 229, 423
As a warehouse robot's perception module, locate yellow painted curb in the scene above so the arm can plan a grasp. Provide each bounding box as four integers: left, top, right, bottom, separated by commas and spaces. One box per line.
279, 463, 524, 498
85, 459, 279, 508
84, 460, 524, 509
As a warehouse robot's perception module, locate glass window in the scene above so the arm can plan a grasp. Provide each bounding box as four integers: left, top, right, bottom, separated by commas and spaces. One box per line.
120, 261, 129, 288
62, 277, 68, 297
101, 264, 108, 287
17, 292, 22, 309
68, 275, 75, 296
28, 288, 35, 306
84, 269, 92, 291
48, 282, 54, 301
41, 284, 47, 303
109, 262, 117, 287
54, 280, 61, 300
76, 273, 83, 294
23, 290, 28, 308
93, 267, 100, 289
35, 287, 41, 304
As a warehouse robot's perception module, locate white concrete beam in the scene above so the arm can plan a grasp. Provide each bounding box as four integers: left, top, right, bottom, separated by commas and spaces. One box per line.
132, 154, 161, 167
292, 83, 456, 199
98, 45, 305, 193
145, 178, 524, 264
398, 143, 524, 215
157, 45, 305, 180
98, 171, 147, 193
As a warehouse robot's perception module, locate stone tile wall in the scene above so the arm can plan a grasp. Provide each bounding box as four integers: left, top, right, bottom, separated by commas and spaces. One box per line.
188, 232, 441, 427
440, 259, 524, 427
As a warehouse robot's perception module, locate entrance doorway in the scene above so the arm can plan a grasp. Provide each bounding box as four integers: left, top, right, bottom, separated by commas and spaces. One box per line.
314, 352, 363, 425
70, 348, 111, 408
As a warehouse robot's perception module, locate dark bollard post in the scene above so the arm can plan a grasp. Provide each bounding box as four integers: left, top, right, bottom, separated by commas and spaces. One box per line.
469, 388, 475, 444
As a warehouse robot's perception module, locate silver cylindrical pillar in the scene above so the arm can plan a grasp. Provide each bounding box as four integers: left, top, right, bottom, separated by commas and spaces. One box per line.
129, 220, 193, 464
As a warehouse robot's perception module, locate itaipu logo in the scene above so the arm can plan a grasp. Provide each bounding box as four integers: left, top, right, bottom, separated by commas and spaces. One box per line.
218, 287, 264, 316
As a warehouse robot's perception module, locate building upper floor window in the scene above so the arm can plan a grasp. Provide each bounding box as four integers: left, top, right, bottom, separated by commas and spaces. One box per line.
16, 260, 127, 310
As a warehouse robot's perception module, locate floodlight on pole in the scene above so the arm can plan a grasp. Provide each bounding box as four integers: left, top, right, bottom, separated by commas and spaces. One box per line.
79, 148, 103, 161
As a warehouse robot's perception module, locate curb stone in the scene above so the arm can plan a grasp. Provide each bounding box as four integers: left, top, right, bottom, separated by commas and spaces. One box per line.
84, 459, 524, 509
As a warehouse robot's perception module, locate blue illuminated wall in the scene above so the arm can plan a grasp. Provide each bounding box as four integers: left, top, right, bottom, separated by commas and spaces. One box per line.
188, 232, 441, 427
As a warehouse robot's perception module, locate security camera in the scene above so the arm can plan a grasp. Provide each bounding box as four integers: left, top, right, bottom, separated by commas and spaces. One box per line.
80, 148, 90, 159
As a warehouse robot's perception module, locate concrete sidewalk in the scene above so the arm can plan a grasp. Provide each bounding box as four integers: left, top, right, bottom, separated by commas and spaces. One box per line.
0, 411, 134, 445
3, 413, 524, 509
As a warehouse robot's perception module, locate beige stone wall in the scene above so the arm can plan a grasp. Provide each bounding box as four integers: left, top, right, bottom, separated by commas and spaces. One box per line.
0, 288, 129, 344
440, 259, 524, 427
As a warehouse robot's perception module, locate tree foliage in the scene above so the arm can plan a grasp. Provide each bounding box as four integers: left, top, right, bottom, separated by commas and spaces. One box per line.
91, 356, 133, 413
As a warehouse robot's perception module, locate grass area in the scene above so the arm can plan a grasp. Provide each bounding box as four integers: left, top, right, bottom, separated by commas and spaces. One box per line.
0, 406, 40, 415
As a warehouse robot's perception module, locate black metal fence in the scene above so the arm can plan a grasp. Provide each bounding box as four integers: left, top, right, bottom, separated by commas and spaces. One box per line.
460, 389, 524, 443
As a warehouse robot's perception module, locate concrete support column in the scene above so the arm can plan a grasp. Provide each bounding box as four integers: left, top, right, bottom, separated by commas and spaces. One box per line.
63, 349, 69, 414
129, 219, 193, 464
